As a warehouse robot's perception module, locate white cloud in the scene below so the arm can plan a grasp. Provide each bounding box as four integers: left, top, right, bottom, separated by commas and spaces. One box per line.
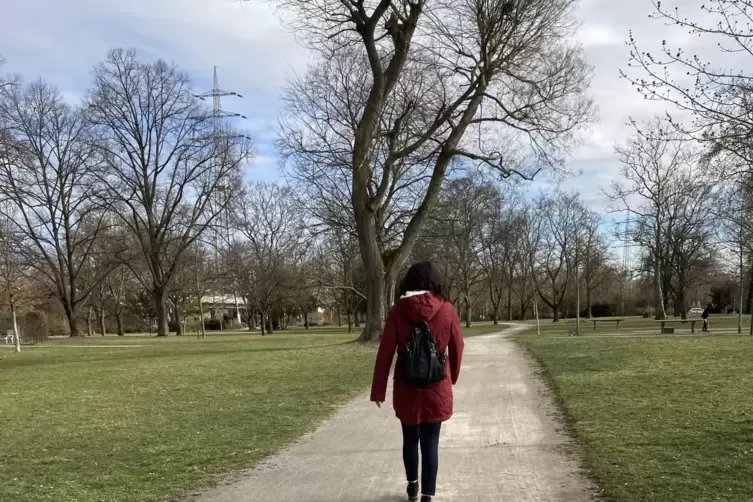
0, 0, 307, 179
0, 0, 744, 204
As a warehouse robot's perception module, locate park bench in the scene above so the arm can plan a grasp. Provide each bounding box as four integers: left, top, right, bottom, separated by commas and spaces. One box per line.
655, 318, 702, 334
565, 318, 624, 331
589, 319, 624, 331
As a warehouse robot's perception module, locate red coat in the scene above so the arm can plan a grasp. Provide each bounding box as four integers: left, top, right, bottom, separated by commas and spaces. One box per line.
370, 292, 464, 425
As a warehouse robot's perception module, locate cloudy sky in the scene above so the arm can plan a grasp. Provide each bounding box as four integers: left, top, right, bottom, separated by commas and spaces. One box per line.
0, 0, 723, 214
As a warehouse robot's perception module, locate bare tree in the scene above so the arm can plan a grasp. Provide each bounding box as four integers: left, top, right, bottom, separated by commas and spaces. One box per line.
272, 0, 595, 340
607, 119, 697, 320
185, 243, 224, 339
715, 180, 753, 334
0, 79, 109, 336
316, 231, 365, 332
428, 177, 495, 326
0, 206, 34, 351
86, 49, 251, 337
580, 213, 610, 319
663, 170, 716, 318
624, 0, 753, 173
478, 188, 523, 324
531, 191, 583, 322
232, 181, 307, 335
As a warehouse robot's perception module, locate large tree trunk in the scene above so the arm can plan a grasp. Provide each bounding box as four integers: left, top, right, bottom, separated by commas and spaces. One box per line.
739, 249, 745, 334
64, 303, 81, 337
260, 311, 267, 336
355, 199, 388, 342
506, 288, 513, 322
154, 288, 169, 337
575, 259, 581, 335
347, 311, 353, 333
677, 286, 687, 320
87, 307, 94, 336
586, 273, 593, 318
11, 297, 20, 353
116, 311, 125, 337
464, 299, 472, 328
304, 311, 309, 329
198, 301, 206, 338
266, 312, 274, 334
492, 305, 499, 325
358, 262, 387, 342
654, 246, 667, 320
174, 306, 184, 336
746, 264, 753, 315
99, 307, 106, 336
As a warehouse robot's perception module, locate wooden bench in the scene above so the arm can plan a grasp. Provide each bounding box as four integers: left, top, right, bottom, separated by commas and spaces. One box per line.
655, 319, 702, 334
590, 319, 624, 331
564, 318, 624, 334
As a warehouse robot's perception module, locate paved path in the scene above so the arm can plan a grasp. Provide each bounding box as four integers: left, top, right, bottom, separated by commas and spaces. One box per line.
191, 326, 594, 502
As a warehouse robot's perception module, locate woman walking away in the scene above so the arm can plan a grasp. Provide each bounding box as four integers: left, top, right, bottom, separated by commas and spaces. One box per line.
702, 303, 711, 332
371, 261, 465, 502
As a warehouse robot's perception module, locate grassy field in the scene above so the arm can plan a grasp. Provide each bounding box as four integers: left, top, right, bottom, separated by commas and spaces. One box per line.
0, 323, 500, 502
517, 314, 753, 501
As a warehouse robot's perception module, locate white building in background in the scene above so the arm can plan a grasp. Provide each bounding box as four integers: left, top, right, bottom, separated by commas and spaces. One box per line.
200, 294, 247, 321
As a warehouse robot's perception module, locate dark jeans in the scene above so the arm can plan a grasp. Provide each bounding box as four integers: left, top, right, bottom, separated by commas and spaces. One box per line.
401, 422, 442, 496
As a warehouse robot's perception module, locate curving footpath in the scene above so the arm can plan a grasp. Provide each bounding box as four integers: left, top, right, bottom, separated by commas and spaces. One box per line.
190, 325, 595, 502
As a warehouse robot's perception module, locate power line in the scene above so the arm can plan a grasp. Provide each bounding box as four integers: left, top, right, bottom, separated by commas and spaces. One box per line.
194, 66, 247, 326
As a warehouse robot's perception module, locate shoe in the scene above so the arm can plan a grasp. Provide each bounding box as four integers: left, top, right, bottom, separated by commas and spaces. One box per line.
407, 481, 419, 501
420, 496, 432, 502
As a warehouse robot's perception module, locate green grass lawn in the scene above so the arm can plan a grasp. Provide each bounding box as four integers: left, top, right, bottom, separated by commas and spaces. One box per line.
517, 315, 753, 502
0, 323, 495, 502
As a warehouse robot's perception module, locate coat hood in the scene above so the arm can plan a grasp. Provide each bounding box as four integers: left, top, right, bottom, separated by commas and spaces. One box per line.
395, 292, 444, 322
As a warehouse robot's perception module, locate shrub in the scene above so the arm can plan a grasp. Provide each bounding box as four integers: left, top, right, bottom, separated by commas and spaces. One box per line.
23, 311, 49, 344
204, 319, 222, 331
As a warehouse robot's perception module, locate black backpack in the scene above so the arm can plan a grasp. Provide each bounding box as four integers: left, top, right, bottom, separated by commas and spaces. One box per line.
398, 321, 447, 388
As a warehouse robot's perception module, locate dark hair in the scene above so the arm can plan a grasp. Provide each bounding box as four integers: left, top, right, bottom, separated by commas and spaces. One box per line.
398, 261, 445, 298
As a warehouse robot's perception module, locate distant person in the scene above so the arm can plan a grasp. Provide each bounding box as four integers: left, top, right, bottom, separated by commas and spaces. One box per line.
371, 261, 465, 502
702, 303, 711, 332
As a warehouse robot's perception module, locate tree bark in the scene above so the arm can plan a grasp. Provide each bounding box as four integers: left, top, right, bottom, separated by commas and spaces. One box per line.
506, 287, 513, 322
260, 311, 267, 336
654, 234, 667, 320
87, 307, 94, 337
174, 306, 184, 336
154, 288, 169, 337
746, 264, 753, 315
198, 301, 206, 339
266, 312, 274, 334
358, 264, 387, 342
575, 256, 581, 336
304, 311, 309, 329
492, 306, 499, 325
99, 307, 106, 336
64, 303, 81, 337
116, 311, 125, 336
11, 297, 20, 353
464, 299, 472, 328
677, 286, 687, 320
738, 247, 745, 334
